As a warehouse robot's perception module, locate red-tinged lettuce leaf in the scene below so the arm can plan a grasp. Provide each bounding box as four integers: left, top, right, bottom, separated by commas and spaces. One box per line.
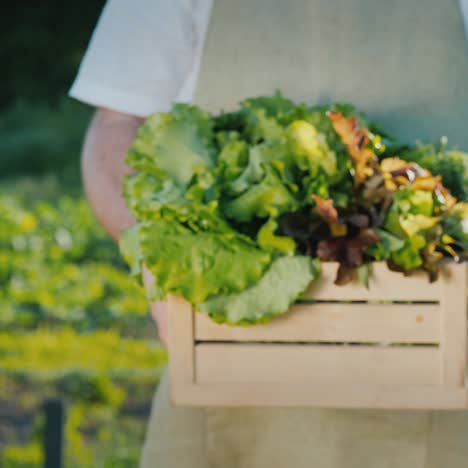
317, 237, 346, 263
344, 213, 370, 228
327, 111, 377, 185
434, 180, 457, 213
197, 256, 321, 325
311, 195, 347, 237
311, 195, 338, 224
360, 173, 393, 215
335, 263, 356, 286
317, 228, 380, 284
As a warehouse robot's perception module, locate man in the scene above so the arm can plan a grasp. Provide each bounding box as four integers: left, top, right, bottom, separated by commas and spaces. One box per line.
71, 1, 468, 467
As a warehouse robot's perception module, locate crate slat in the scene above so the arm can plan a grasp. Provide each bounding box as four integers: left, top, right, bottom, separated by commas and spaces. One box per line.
168, 263, 468, 408
167, 295, 194, 387
440, 264, 467, 387
171, 383, 468, 409
195, 343, 441, 386
195, 303, 441, 343
303, 262, 441, 301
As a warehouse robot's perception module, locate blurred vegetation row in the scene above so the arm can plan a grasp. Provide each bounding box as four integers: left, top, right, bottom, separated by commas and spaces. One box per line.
1, 2, 164, 467
0, 329, 166, 467
0, 182, 166, 467
0, 184, 148, 334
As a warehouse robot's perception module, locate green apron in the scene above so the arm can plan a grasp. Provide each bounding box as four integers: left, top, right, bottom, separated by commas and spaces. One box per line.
140, 1, 468, 467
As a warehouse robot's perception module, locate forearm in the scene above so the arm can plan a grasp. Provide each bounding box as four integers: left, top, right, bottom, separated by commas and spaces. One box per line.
82, 108, 168, 345
81, 108, 145, 241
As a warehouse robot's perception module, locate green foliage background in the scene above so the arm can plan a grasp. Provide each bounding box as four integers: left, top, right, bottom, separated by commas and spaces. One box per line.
0, 3, 164, 466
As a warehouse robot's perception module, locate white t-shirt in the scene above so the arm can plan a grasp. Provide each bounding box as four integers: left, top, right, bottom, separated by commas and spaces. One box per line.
70, 0, 468, 118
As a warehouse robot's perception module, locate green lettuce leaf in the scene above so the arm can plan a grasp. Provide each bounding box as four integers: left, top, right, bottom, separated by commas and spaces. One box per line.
391, 235, 426, 270
197, 256, 320, 325
399, 144, 468, 202
257, 217, 296, 255
443, 202, 468, 251
223, 166, 298, 222
365, 228, 405, 261
119, 225, 143, 277
126, 104, 215, 186
385, 188, 436, 237
217, 140, 249, 188
140, 220, 271, 303
241, 92, 297, 119
287, 120, 337, 177
123, 172, 183, 219
227, 141, 294, 195
244, 107, 285, 142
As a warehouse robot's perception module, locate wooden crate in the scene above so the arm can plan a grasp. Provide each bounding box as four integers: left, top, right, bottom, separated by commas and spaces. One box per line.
167, 262, 468, 409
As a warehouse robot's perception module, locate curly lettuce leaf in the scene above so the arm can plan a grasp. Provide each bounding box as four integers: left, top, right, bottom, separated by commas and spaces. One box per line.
244, 107, 285, 142
123, 172, 183, 219
256, 217, 296, 255
391, 235, 426, 270
384, 188, 437, 238
365, 228, 405, 261
126, 104, 215, 186
241, 91, 298, 122
287, 120, 337, 177
226, 141, 294, 195
140, 220, 271, 304
217, 140, 249, 187
443, 202, 468, 251
119, 225, 143, 278
223, 167, 298, 222
197, 256, 320, 325
328, 111, 377, 186
399, 144, 468, 202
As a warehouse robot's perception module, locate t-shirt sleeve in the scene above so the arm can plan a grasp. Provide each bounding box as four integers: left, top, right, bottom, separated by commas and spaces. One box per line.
69, 0, 197, 117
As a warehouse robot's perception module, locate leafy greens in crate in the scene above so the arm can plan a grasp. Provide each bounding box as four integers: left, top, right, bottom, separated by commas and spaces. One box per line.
120, 93, 468, 325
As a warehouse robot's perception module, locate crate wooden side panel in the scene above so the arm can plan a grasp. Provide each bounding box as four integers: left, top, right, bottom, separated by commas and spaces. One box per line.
195, 303, 441, 343
303, 262, 441, 301
167, 295, 195, 400
440, 264, 467, 387
167, 263, 468, 408
195, 343, 441, 385
171, 383, 468, 409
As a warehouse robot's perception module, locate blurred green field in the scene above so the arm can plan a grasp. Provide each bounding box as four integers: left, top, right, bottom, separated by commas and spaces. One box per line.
1, 3, 164, 466
0, 172, 166, 467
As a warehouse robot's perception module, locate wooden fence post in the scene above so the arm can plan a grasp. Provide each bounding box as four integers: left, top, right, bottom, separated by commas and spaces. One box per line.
43, 399, 64, 468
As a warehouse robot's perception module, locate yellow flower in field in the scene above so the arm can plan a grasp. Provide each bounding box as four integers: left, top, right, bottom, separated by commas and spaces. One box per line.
89, 281, 104, 299
19, 213, 37, 233
37, 290, 54, 307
